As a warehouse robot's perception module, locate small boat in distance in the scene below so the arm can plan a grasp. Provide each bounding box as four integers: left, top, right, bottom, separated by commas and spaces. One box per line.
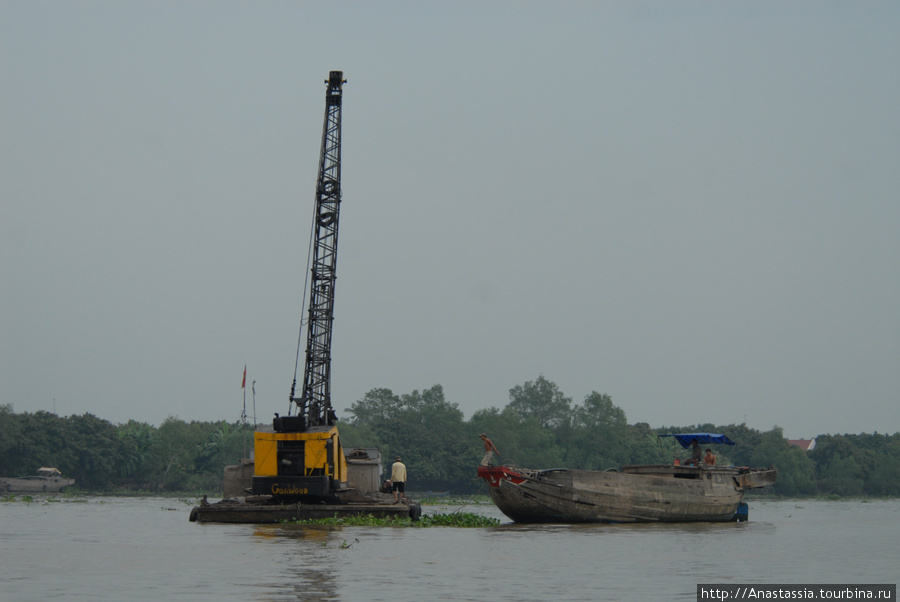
477, 433, 776, 523
1, 467, 75, 493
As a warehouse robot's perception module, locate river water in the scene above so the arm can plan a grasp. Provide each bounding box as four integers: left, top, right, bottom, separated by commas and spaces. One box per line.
1, 496, 896, 601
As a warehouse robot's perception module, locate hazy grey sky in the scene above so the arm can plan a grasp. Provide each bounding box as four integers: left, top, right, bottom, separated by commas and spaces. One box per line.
2, 2, 898, 439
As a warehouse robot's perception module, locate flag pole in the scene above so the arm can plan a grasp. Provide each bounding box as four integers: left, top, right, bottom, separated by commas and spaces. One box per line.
241, 365, 248, 458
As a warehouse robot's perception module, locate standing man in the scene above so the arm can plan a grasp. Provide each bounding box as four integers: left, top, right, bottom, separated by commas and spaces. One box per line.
479, 433, 500, 467
391, 456, 407, 504
704, 448, 716, 466
689, 441, 702, 466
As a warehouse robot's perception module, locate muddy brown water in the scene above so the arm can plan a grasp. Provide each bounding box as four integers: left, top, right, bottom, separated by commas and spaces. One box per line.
1, 497, 897, 600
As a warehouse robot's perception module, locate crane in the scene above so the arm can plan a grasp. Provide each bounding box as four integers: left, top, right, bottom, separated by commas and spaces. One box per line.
293, 69, 345, 430
251, 71, 350, 502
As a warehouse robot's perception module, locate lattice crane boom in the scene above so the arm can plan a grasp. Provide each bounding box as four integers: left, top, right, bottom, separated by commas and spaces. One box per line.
291, 70, 345, 428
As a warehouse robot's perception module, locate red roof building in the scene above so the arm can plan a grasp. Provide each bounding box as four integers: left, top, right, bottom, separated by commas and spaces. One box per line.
787, 438, 816, 451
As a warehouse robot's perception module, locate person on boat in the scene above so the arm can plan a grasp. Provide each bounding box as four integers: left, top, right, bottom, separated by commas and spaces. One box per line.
391, 456, 407, 504
479, 433, 500, 466
704, 448, 716, 466
687, 441, 702, 466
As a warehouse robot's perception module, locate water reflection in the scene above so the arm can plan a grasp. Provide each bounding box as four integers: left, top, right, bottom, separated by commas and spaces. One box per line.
488, 518, 757, 535
252, 524, 334, 542
250, 525, 342, 601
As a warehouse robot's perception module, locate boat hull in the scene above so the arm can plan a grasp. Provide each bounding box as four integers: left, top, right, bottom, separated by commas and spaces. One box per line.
0, 477, 75, 493
189, 497, 418, 523
478, 465, 775, 523
1, 476, 75, 493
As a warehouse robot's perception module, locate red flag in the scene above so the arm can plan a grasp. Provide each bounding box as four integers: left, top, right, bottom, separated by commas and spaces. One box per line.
242, 365, 247, 389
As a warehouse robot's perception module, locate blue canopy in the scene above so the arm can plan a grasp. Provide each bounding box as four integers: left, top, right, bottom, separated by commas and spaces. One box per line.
658, 433, 736, 449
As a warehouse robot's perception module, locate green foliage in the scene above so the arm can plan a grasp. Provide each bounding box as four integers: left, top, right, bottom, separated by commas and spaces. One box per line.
0, 409, 248, 493
866, 452, 900, 496
63, 413, 123, 488
506, 375, 572, 432
0, 404, 24, 476
566, 392, 628, 469
117, 420, 155, 479
0, 407, 124, 488
623, 423, 671, 465
345, 385, 471, 491
770, 446, 817, 496
744, 428, 817, 496
195, 421, 250, 477
470, 407, 565, 469
819, 455, 865, 496
4, 379, 899, 498
417, 512, 500, 527
335, 421, 380, 449
749, 427, 787, 468
285, 513, 410, 527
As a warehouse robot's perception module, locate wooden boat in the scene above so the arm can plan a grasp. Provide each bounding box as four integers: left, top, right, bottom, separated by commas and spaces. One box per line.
1, 467, 75, 493
476, 433, 776, 523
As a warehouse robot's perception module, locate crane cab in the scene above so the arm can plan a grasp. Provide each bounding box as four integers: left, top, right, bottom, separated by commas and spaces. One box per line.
251, 420, 348, 502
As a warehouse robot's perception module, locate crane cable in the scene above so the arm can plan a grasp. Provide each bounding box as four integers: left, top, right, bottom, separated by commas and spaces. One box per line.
289, 188, 319, 417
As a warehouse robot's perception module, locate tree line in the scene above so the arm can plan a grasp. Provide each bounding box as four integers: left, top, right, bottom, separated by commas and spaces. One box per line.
2, 376, 898, 496
0, 405, 249, 492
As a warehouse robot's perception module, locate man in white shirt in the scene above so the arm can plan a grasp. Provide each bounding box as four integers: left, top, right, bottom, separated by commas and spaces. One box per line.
391, 456, 407, 504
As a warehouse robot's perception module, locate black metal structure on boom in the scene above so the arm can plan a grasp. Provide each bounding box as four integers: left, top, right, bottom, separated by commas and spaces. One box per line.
290, 70, 345, 428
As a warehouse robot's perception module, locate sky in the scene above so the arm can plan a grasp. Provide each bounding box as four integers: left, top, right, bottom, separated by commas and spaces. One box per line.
2, 1, 898, 439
